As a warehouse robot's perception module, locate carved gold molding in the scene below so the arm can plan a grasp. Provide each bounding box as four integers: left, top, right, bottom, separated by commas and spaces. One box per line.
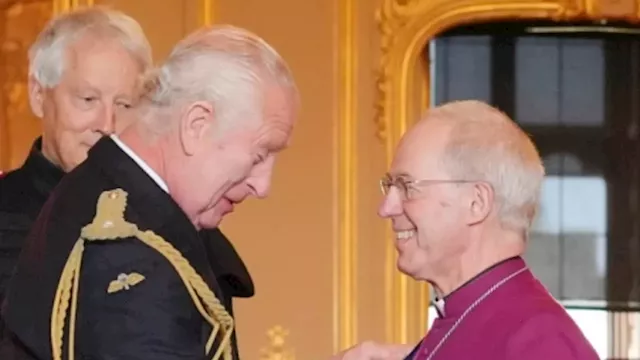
375, 0, 640, 144
375, 0, 640, 346
0, 1, 51, 170
260, 326, 295, 360
333, 0, 358, 353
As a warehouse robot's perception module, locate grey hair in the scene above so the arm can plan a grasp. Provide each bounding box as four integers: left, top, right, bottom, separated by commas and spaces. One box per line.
29, 6, 152, 88
139, 25, 297, 132
432, 100, 545, 232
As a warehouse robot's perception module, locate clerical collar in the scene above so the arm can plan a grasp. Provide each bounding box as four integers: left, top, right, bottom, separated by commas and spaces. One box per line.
431, 256, 526, 318
22, 137, 66, 200
433, 297, 446, 318
110, 134, 169, 193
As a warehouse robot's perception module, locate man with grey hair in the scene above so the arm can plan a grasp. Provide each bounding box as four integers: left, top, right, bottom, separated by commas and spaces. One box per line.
370, 100, 598, 360
1, 24, 297, 360
0, 5, 152, 325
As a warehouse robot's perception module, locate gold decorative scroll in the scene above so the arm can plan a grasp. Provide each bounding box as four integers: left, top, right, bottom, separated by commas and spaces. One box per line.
0, 1, 51, 170
333, 0, 358, 353
375, 0, 640, 346
260, 326, 295, 360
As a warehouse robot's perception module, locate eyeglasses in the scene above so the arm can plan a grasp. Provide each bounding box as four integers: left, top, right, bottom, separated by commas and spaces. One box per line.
379, 174, 477, 201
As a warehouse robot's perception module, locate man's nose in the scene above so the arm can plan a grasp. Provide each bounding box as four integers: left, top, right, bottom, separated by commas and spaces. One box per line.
96, 106, 116, 135
246, 173, 272, 199
378, 189, 403, 218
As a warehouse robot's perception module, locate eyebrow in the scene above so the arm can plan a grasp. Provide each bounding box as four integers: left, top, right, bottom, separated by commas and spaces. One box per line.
72, 84, 99, 93
388, 171, 412, 179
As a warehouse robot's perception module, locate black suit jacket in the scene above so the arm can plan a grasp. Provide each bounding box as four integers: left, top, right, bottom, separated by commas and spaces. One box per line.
1, 137, 252, 359
0, 139, 65, 308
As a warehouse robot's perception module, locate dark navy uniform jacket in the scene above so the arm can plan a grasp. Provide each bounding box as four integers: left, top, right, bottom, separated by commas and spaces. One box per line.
0, 137, 253, 359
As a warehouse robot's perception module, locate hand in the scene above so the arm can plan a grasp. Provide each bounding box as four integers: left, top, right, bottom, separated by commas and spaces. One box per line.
331, 341, 413, 360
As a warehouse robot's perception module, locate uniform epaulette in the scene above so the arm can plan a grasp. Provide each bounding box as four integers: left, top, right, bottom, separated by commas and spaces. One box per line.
51, 188, 234, 360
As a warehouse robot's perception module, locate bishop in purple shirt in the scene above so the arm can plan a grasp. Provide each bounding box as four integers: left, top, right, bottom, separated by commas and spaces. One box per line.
374, 100, 599, 360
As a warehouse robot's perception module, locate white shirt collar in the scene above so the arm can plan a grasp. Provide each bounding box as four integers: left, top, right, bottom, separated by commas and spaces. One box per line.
109, 134, 169, 193
433, 297, 446, 318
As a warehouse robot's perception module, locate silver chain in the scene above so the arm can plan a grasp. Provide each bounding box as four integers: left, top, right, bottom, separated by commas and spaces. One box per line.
423, 267, 528, 360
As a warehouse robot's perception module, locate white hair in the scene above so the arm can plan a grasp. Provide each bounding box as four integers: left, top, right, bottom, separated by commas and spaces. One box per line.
29, 6, 152, 88
139, 25, 297, 132
433, 100, 545, 232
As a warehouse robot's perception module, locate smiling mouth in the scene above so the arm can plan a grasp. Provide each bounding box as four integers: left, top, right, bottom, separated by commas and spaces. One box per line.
395, 229, 416, 241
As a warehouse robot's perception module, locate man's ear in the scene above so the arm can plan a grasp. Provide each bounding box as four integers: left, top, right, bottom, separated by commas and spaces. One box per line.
467, 181, 494, 225
178, 101, 214, 156
28, 77, 45, 118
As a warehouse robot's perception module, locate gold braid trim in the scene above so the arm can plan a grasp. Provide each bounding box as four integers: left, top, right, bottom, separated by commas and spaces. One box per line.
50, 189, 234, 360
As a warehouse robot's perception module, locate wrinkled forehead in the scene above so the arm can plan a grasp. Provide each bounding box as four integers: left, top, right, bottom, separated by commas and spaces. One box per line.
259, 119, 293, 152
63, 35, 141, 76
265, 82, 298, 116
390, 119, 451, 178
262, 85, 296, 142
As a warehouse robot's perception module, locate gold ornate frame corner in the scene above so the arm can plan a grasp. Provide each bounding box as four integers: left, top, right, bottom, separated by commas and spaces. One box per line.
376, 0, 640, 345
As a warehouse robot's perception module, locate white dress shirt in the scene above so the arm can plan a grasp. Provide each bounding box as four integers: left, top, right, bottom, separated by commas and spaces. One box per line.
110, 134, 169, 193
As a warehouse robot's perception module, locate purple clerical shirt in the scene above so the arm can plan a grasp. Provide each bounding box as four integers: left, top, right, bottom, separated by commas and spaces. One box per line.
410, 257, 599, 360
